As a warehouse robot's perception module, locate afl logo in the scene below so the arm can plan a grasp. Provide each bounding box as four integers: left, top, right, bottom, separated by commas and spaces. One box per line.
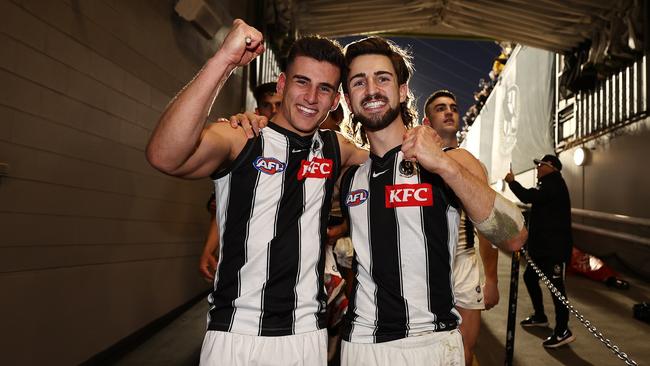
346, 189, 369, 207
253, 156, 286, 175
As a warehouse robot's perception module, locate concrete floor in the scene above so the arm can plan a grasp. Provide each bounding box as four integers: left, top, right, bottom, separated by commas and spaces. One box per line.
476, 251, 650, 366
113, 301, 206, 366
114, 250, 650, 366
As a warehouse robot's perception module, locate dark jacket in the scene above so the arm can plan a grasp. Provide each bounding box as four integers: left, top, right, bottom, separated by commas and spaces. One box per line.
508, 171, 573, 262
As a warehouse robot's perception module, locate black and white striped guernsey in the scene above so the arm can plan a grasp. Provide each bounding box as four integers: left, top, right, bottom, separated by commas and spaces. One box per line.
457, 211, 476, 255
208, 122, 340, 336
340, 146, 461, 343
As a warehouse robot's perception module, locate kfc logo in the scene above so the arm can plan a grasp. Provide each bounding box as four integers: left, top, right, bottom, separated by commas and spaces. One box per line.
253, 156, 286, 175
346, 189, 369, 207
297, 157, 333, 180
385, 183, 433, 208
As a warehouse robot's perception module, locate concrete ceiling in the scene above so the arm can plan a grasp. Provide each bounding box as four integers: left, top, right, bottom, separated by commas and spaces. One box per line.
283, 0, 633, 53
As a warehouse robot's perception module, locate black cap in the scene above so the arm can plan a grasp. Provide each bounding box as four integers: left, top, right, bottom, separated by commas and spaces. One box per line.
533, 154, 562, 171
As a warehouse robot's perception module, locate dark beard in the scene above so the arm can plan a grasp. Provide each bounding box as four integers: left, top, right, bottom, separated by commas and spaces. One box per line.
353, 95, 401, 132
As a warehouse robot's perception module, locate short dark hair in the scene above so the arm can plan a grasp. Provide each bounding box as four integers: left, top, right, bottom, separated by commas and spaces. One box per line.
253, 82, 277, 106
424, 89, 457, 117
331, 103, 344, 123
286, 36, 345, 85
342, 37, 417, 146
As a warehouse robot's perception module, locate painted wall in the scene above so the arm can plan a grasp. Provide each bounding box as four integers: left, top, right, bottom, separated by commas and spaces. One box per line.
0, 0, 252, 363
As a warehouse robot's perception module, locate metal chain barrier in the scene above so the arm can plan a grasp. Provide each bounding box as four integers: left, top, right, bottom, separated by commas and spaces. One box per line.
520, 247, 638, 366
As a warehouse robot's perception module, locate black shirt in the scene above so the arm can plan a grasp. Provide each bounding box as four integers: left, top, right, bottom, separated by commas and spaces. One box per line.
508, 171, 573, 262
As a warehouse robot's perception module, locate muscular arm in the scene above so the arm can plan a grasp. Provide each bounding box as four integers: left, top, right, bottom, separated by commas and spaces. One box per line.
401, 126, 526, 251
442, 149, 494, 220
446, 150, 526, 252
478, 233, 499, 309
145, 19, 264, 178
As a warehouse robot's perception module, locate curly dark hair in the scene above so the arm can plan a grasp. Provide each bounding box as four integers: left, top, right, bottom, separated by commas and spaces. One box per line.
342, 37, 417, 147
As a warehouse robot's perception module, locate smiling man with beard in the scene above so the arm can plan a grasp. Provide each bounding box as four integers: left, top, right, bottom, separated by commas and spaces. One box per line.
338, 37, 527, 365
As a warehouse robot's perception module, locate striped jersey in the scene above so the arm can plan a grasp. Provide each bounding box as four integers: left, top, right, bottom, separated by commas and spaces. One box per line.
207, 122, 340, 336
457, 211, 476, 256
340, 146, 461, 343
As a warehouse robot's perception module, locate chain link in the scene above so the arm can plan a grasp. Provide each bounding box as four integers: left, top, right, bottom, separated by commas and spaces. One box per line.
520, 248, 638, 366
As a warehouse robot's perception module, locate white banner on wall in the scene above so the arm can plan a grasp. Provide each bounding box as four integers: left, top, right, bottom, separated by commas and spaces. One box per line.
462, 45, 555, 183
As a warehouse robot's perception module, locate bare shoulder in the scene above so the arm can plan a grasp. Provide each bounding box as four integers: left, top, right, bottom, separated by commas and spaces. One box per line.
446, 148, 487, 181
205, 121, 250, 160
446, 147, 476, 163
335, 131, 369, 166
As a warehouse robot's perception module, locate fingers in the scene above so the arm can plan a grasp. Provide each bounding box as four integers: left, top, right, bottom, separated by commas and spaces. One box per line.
199, 262, 214, 282
485, 297, 499, 310
401, 129, 417, 160
228, 112, 267, 137
208, 255, 217, 272
222, 19, 265, 66
199, 255, 218, 283
252, 43, 265, 57
243, 111, 267, 135
234, 19, 264, 51
229, 113, 254, 138
401, 126, 433, 161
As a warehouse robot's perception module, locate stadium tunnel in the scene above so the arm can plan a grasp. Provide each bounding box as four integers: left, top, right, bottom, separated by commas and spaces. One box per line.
1, 0, 648, 365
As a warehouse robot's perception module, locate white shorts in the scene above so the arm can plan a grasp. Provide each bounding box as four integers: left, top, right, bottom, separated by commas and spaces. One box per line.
453, 252, 484, 310
341, 330, 464, 366
200, 329, 327, 366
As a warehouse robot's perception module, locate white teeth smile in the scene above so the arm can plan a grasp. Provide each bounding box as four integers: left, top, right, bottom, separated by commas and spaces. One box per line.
363, 101, 385, 109
297, 105, 317, 115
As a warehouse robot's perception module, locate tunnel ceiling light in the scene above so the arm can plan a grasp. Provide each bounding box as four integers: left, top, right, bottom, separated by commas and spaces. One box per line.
574, 147, 588, 166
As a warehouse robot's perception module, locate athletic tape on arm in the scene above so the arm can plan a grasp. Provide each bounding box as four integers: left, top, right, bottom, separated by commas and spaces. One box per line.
472, 193, 524, 245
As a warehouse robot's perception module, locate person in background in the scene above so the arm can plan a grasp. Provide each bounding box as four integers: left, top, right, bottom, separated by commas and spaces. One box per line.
423, 89, 500, 365
505, 154, 575, 348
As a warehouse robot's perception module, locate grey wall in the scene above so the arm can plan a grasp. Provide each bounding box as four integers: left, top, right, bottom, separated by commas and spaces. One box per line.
559, 117, 650, 278
0, 0, 251, 364
560, 117, 650, 219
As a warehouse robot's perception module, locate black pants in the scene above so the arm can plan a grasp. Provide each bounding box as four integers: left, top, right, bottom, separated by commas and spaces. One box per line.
523, 260, 569, 333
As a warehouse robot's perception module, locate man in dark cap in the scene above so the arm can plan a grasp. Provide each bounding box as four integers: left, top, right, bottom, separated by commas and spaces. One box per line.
505, 154, 575, 348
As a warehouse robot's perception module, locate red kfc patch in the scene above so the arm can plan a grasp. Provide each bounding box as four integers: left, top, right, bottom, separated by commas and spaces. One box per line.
385, 183, 433, 208
297, 157, 333, 180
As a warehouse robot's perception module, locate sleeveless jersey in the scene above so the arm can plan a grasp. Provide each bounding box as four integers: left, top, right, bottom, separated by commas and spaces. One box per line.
340, 146, 461, 344
207, 122, 340, 336
456, 211, 476, 255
